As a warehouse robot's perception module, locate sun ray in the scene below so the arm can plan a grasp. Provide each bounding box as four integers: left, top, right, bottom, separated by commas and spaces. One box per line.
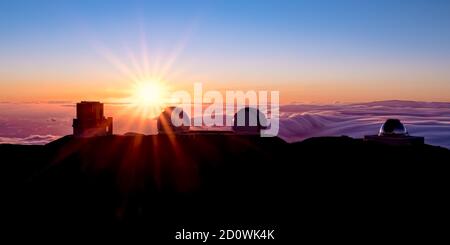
139, 25, 151, 77
92, 41, 140, 82
126, 46, 146, 81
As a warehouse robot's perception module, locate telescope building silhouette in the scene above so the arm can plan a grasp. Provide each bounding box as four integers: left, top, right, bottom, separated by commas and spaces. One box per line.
73, 101, 113, 137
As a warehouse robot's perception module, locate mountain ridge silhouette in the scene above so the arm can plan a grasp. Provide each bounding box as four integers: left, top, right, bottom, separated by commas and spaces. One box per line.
2, 134, 449, 242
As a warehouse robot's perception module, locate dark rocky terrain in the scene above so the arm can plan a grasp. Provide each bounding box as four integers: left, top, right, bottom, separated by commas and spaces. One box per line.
1, 135, 449, 242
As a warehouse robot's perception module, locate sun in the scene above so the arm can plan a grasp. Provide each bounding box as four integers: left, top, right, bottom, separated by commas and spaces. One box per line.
128, 79, 169, 117
128, 79, 169, 118
129, 79, 169, 118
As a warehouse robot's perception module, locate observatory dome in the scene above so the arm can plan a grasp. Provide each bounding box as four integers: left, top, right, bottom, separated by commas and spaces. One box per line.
157, 106, 190, 134
378, 119, 408, 136
232, 107, 268, 134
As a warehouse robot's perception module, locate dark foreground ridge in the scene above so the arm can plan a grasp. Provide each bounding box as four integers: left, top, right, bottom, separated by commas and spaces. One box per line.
2, 135, 449, 242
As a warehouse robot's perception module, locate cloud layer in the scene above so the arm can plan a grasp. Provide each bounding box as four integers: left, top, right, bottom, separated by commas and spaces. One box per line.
0, 135, 62, 145
278, 100, 450, 148
1, 101, 449, 148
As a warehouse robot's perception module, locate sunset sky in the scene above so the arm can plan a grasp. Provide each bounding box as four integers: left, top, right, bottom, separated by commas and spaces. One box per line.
1, 0, 450, 103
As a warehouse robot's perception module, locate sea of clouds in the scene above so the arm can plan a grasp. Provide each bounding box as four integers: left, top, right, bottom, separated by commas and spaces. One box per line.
0, 100, 449, 148
278, 100, 450, 148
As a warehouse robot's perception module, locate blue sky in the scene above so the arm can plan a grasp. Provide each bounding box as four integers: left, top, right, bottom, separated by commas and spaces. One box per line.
1, 0, 450, 102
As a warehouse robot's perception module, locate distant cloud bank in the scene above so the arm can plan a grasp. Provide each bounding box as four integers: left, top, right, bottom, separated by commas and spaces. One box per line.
278, 100, 450, 149
0, 135, 61, 145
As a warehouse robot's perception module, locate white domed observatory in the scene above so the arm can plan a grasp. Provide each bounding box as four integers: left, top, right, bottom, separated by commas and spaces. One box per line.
364, 119, 424, 145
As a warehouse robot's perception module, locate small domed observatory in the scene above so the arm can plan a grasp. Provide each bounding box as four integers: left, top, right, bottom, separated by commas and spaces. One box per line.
364, 118, 424, 145
232, 107, 268, 135
157, 106, 190, 134
378, 118, 410, 136
73, 101, 113, 137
